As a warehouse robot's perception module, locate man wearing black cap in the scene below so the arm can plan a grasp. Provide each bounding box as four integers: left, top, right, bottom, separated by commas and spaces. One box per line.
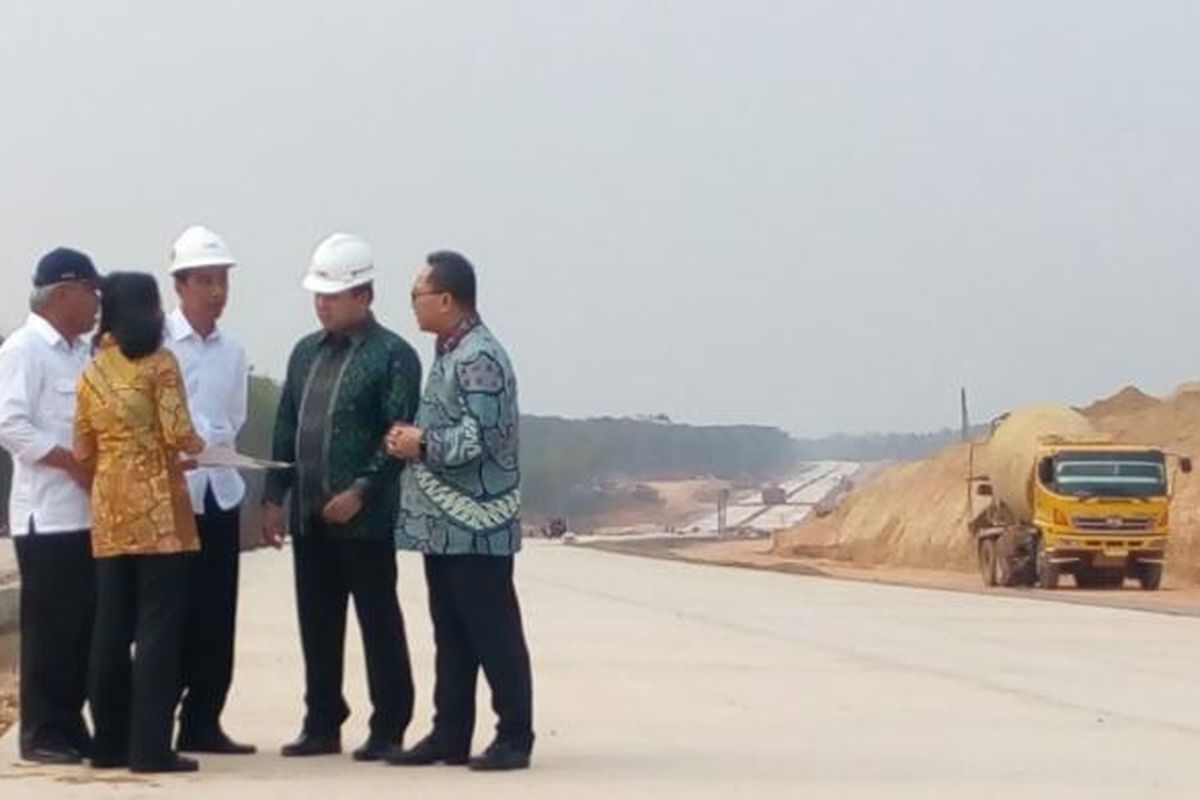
0, 248, 101, 764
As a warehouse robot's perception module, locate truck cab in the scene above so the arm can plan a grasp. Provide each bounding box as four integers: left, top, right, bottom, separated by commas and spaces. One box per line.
1032, 444, 1184, 589
970, 442, 1190, 590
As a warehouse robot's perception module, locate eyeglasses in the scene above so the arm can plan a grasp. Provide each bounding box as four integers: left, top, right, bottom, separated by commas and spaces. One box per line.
410, 289, 447, 302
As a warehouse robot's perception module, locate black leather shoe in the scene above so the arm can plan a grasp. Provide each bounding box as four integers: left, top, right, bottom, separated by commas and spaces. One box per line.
352, 736, 400, 762
385, 732, 469, 766
177, 729, 257, 755
280, 731, 341, 757
68, 735, 93, 759
468, 738, 532, 772
130, 754, 200, 773
21, 745, 84, 765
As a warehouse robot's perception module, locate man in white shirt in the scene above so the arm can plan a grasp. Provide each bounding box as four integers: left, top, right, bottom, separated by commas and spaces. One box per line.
0, 248, 100, 764
163, 225, 255, 755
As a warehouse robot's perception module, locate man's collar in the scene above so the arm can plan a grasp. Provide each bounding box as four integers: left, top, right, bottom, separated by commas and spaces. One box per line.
168, 307, 220, 342
27, 313, 79, 350
320, 313, 376, 347
436, 312, 482, 355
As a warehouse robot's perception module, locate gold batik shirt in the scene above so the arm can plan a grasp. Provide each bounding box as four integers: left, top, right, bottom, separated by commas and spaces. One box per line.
74, 334, 205, 557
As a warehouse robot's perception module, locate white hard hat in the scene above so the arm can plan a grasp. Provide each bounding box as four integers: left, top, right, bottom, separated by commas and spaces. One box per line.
168, 225, 236, 274
303, 233, 376, 294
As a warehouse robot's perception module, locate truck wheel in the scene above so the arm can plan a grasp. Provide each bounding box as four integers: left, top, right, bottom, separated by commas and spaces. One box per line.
1138, 563, 1163, 591
1035, 539, 1059, 590
978, 539, 998, 587
994, 544, 1016, 587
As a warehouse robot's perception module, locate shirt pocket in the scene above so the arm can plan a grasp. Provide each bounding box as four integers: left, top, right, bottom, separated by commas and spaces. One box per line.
52, 377, 78, 423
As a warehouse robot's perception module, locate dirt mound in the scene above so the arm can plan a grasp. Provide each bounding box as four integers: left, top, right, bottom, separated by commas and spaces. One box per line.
1081, 385, 1162, 420
773, 444, 976, 571
776, 382, 1200, 582
1170, 381, 1200, 400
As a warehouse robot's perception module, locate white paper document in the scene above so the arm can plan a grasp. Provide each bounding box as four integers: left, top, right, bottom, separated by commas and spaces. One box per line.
194, 446, 292, 470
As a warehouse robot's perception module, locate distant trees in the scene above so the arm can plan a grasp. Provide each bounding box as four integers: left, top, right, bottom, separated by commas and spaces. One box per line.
520, 415, 798, 516
792, 427, 986, 462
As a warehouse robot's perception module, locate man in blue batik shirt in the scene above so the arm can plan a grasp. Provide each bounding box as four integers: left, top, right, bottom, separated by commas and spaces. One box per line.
387, 250, 533, 772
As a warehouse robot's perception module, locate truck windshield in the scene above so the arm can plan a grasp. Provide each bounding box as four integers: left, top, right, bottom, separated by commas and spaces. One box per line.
1053, 451, 1167, 497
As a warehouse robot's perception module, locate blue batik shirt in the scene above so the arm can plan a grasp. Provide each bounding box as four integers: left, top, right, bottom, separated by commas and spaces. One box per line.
395, 315, 522, 555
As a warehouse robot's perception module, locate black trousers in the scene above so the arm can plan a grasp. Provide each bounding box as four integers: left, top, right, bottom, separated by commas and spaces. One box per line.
13, 529, 95, 756
424, 555, 533, 750
90, 553, 191, 769
178, 490, 241, 736
292, 528, 414, 741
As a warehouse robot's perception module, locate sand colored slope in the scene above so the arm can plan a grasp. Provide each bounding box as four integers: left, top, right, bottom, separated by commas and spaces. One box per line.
774, 443, 977, 570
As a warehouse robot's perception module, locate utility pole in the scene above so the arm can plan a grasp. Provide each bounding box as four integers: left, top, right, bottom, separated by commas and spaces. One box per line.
961, 387, 969, 443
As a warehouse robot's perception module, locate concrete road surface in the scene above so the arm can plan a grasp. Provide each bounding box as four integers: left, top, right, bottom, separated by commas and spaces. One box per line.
2, 541, 1200, 798
685, 460, 859, 533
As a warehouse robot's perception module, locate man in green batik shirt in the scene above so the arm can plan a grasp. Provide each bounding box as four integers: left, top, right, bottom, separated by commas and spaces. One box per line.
262, 233, 421, 764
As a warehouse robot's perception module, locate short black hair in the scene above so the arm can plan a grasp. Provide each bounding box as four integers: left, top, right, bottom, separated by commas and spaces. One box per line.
426, 250, 477, 311
96, 272, 164, 360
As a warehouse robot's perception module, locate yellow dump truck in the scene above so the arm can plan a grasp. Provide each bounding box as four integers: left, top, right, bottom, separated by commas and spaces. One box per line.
967, 405, 1190, 590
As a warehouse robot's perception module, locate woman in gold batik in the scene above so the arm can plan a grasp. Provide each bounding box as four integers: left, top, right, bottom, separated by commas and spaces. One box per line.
74, 272, 205, 774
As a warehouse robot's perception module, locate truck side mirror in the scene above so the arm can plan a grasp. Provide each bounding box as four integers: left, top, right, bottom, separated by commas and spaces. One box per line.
1182, 457, 1193, 474
976, 483, 993, 497
1037, 456, 1055, 486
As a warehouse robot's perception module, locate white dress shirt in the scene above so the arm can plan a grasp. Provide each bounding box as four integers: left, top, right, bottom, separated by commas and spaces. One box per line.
165, 308, 249, 514
0, 314, 92, 535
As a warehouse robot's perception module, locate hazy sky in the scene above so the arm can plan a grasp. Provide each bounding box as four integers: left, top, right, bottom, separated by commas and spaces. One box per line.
1, 1, 1197, 436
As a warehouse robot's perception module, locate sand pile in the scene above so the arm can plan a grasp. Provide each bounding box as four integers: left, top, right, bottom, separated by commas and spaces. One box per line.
774, 444, 976, 570
1170, 381, 1200, 400
774, 382, 1200, 582
1083, 385, 1161, 420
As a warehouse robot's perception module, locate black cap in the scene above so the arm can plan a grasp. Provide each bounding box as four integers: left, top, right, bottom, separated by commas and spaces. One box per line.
33, 248, 100, 288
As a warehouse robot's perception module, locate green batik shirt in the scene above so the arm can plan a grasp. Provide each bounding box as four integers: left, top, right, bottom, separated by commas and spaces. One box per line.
264, 314, 421, 539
